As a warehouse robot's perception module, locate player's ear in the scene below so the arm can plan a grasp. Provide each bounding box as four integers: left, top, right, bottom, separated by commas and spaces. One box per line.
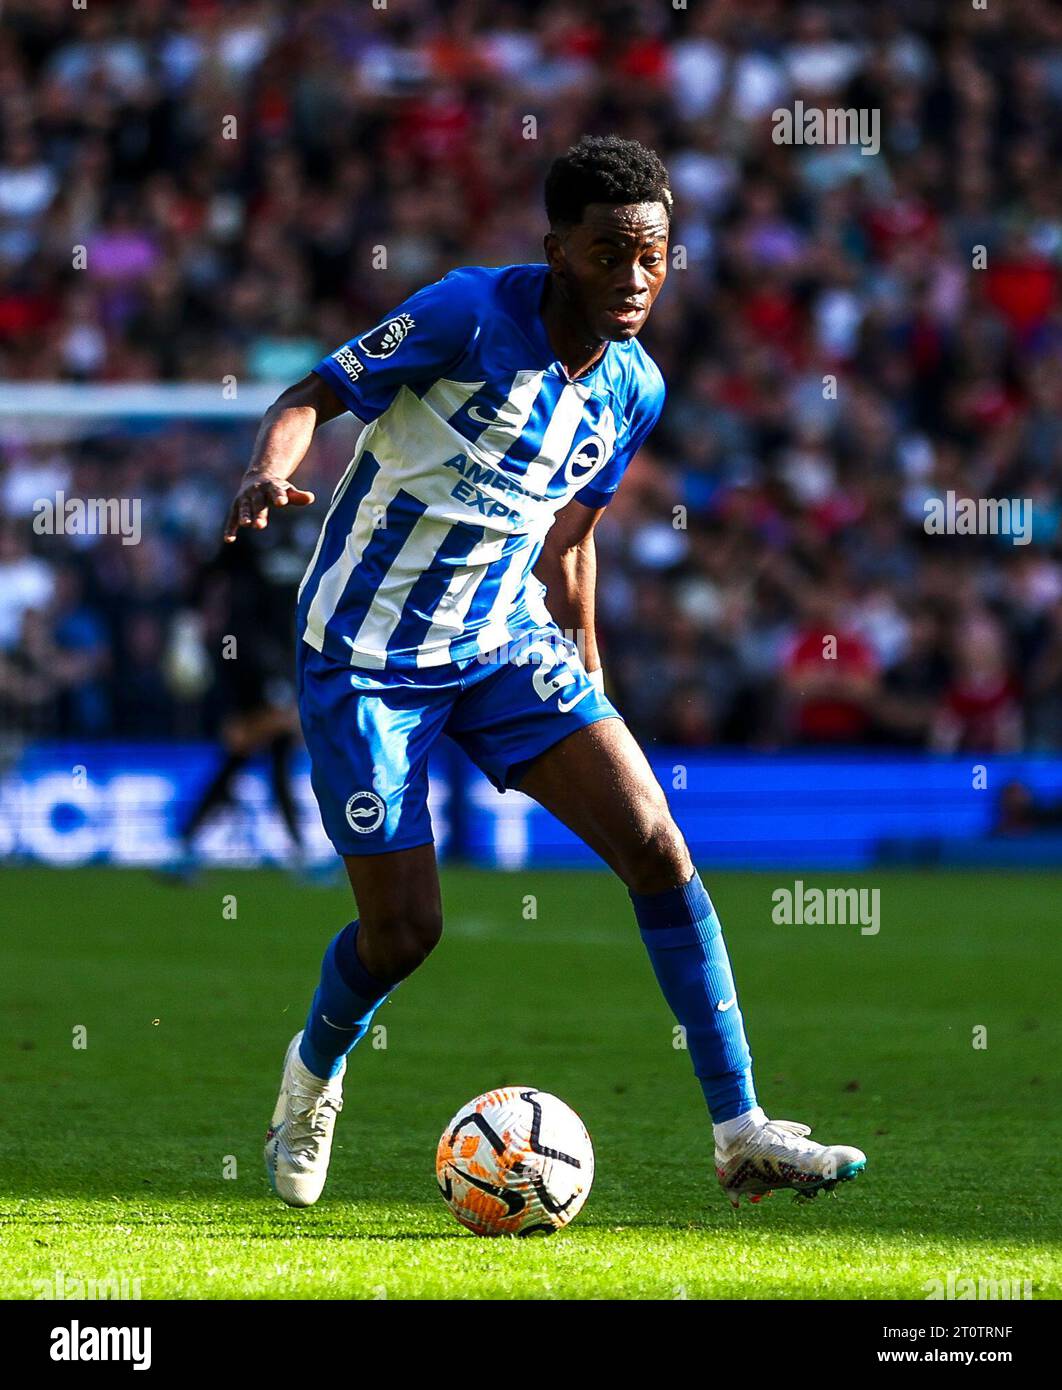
543, 230, 565, 273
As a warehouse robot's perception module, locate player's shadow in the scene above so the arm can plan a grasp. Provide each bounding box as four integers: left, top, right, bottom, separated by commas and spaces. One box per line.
1, 1170, 466, 1241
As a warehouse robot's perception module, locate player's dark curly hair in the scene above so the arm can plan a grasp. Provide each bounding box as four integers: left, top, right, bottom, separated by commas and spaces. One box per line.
544, 135, 673, 229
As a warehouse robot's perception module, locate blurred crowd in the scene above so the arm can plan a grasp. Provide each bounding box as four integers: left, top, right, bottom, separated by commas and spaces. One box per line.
3, 0, 1062, 751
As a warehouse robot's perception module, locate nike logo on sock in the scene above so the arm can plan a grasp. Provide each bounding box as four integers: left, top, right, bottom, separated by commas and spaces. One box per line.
321, 1015, 358, 1032
717, 995, 737, 1012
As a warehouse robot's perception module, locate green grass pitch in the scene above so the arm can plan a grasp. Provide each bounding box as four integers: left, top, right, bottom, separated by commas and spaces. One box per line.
2, 865, 1059, 1300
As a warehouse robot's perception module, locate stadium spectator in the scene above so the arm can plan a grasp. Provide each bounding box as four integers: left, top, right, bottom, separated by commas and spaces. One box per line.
781, 585, 880, 744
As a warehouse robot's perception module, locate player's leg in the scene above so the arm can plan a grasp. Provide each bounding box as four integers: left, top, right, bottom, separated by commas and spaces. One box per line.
265, 727, 304, 855
515, 718, 866, 1205
265, 646, 452, 1206
177, 748, 247, 844
449, 637, 751, 1107
297, 843, 442, 1082
161, 741, 248, 882
513, 717, 759, 1123
449, 636, 758, 1122
175, 706, 284, 854
267, 843, 442, 1208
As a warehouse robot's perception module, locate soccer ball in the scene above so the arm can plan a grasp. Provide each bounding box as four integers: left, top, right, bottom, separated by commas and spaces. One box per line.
436, 1086, 594, 1236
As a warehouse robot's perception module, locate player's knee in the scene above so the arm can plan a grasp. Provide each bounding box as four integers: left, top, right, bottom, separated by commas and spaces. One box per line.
618, 803, 692, 895
361, 904, 442, 981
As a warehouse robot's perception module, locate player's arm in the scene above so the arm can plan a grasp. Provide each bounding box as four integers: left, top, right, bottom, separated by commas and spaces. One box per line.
223, 373, 346, 542
225, 274, 479, 542
535, 498, 605, 677
538, 371, 666, 675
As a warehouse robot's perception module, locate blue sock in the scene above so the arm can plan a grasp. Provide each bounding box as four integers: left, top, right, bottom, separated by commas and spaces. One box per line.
299, 922, 393, 1080
631, 872, 757, 1122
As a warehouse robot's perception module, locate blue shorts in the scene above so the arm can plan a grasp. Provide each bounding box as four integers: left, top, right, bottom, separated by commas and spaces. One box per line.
297, 626, 620, 855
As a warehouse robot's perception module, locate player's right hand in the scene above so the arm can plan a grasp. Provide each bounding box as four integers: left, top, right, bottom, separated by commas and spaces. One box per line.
223, 473, 316, 542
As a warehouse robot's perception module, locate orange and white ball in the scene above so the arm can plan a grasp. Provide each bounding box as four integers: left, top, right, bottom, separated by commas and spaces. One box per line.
436, 1086, 594, 1236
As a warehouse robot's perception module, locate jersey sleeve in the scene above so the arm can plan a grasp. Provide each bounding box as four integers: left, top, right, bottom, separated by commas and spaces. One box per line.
312, 271, 480, 422
574, 366, 666, 510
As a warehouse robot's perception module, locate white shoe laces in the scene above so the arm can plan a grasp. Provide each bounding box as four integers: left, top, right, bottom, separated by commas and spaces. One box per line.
285, 1085, 343, 1155
750, 1119, 815, 1155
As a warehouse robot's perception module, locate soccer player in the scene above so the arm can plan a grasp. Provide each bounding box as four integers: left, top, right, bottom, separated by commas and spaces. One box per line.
224, 136, 866, 1211
165, 526, 309, 881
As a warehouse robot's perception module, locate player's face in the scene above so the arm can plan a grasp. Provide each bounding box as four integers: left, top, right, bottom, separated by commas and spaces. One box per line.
546, 201, 669, 343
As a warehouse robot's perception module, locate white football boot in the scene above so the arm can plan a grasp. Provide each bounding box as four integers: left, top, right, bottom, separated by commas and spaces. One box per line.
716, 1117, 866, 1208
264, 1031, 345, 1207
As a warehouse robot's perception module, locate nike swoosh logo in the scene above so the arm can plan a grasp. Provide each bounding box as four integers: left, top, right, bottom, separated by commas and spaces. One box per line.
321, 1015, 358, 1032
717, 995, 737, 1012
557, 687, 594, 713
468, 402, 526, 428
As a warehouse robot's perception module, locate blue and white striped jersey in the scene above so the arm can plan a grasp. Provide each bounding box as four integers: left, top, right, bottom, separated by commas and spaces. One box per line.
297, 262, 665, 672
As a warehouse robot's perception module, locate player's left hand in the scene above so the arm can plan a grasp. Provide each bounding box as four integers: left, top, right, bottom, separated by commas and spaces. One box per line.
223, 472, 316, 542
